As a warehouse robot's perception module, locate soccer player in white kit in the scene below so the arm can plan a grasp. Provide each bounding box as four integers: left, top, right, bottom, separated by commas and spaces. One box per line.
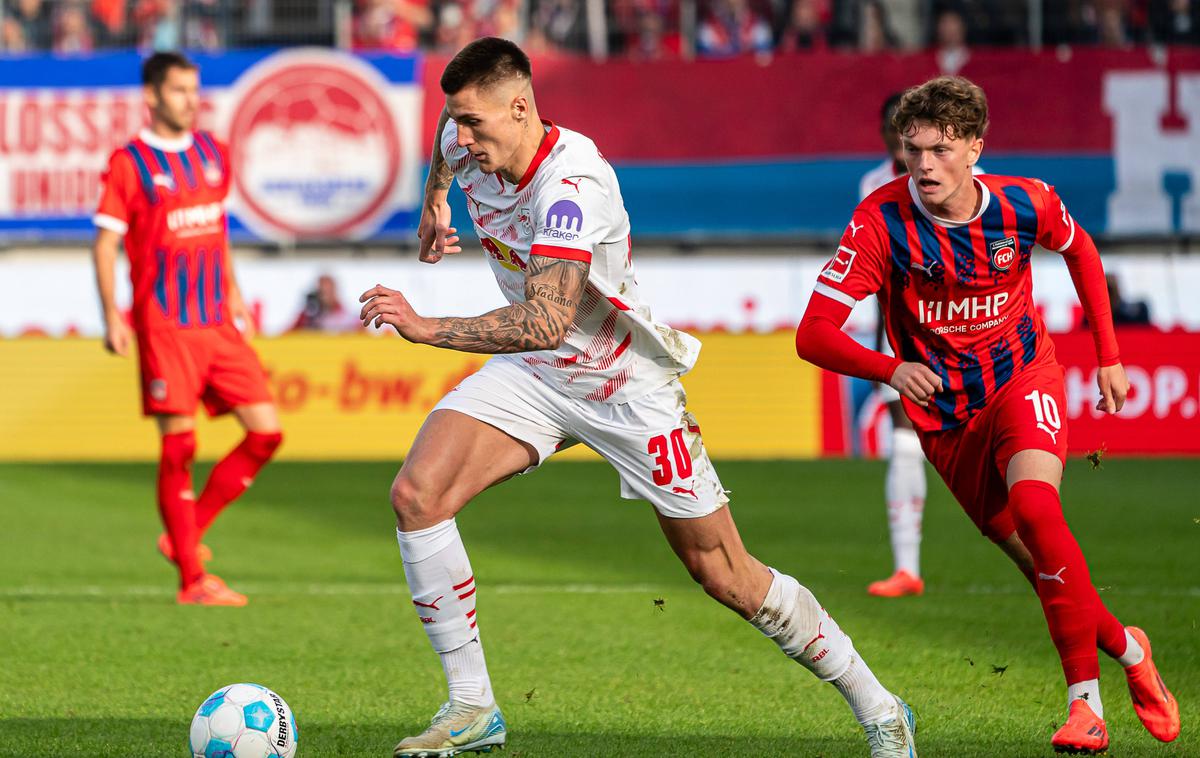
360, 38, 918, 758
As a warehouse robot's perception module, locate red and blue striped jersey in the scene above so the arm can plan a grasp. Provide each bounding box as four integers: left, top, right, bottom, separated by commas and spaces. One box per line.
814, 174, 1093, 432
94, 129, 231, 332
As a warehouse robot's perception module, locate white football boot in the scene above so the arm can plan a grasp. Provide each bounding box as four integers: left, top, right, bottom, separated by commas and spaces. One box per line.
863, 695, 918, 758
394, 701, 506, 757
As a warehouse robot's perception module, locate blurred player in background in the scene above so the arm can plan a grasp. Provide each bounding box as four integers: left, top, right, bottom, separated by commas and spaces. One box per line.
860, 92, 929, 598
291, 273, 362, 332
361, 37, 917, 758
797, 76, 1180, 754
91, 52, 283, 606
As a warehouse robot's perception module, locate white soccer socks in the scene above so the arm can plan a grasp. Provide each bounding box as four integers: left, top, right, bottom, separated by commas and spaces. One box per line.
1116, 629, 1145, 667
396, 520, 494, 708
1068, 679, 1104, 719
751, 569, 894, 725
885, 428, 926, 576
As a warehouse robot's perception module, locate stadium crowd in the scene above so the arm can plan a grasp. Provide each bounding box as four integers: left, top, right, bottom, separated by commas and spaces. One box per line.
2, 0, 1198, 54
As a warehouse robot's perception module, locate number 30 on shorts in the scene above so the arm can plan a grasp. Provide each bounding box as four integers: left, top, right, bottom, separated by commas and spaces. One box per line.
648, 429, 693, 485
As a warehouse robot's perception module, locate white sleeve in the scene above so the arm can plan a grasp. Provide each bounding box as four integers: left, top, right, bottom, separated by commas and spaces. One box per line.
529, 175, 612, 263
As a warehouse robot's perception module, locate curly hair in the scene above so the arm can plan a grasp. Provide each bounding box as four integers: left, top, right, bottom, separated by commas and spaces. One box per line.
892, 76, 989, 141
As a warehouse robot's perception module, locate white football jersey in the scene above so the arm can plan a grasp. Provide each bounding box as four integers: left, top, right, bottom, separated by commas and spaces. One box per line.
859, 159, 902, 201
442, 119, 700, 403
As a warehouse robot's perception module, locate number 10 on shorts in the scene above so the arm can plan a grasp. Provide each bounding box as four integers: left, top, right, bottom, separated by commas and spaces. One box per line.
648, 429, 694, 486
1025, 389, 1062, 443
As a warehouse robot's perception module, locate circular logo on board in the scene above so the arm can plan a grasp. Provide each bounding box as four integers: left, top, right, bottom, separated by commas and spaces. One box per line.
227, 49, 401, 240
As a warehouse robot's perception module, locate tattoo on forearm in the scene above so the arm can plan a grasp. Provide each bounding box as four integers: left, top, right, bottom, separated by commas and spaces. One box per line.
430, 158, 453, 191
429, 257, 589, 353
427, 109, 454, 192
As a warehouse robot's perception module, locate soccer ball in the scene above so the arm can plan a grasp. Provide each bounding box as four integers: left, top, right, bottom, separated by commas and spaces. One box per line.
189, 683, 299, 758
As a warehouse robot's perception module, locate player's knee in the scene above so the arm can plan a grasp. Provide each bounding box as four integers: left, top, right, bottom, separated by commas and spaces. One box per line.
245, 430, 283, 462
681, 555, 737, 603
161, 430, 197, 466
1008, 480, 1064, 532
390, 474, 440, 528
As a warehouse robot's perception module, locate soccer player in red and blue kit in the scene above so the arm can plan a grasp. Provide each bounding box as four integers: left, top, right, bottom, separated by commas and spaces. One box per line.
796, 76, 1180, 754
91, 52, 282, 606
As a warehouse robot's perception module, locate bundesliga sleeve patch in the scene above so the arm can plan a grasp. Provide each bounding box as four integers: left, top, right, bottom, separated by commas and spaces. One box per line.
821, 246, 857, 283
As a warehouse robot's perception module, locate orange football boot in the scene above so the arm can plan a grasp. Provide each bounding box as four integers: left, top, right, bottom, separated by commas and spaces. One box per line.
867, 570, 925, 597
1123, 626, 1180, 742
176, 574, 247, 606
1052, 699, 1108, 754
158, 532, 213, 563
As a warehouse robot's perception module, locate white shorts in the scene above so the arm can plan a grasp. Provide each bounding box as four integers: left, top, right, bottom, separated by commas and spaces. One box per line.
433, 356, 728, 519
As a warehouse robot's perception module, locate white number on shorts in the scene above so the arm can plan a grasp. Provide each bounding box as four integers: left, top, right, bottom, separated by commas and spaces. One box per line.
648, 428, 693, 486
1025, 389, 1062, 440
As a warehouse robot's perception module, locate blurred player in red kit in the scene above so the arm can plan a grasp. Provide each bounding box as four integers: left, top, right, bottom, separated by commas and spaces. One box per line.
91, 52, 283, 606
796, 76, 1180, 754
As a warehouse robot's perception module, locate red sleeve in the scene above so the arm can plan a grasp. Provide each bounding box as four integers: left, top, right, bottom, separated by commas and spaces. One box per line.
93, 149, 135, 234
1034, 180, 1120, 366
795, 291, 903, 384
812, 209, 888, 307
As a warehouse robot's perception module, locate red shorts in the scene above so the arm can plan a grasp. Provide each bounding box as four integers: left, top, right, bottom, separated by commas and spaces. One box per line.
917, 361, 1069, 543
136, 324, 273, 417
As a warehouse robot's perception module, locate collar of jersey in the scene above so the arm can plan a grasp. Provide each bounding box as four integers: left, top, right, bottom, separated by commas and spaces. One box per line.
907, 175, 990, 228
514, 120, 560, 192
138, 128, 194, 153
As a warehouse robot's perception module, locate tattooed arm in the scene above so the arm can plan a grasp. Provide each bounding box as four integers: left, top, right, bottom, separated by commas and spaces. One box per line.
417, 108, 462, 263
359, 255, 590, 353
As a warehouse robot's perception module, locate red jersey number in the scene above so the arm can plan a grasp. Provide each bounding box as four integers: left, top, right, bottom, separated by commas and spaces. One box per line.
648, 428, 694, 485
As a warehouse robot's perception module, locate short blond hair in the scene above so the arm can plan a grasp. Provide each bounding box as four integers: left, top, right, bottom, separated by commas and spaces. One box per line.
893, 76, 989, 141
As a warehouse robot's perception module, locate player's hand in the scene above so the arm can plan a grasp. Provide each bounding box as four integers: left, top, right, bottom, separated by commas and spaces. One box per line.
1096, 363, 1128, 414
417, 198, 461, 264
229, 296, 257, 340
359, 284, 429, 343
889, 362, 943, 407
103, 313, 132, 357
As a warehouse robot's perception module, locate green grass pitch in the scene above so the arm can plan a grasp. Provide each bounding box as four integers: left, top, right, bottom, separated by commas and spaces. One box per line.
1, 458, 1196, 757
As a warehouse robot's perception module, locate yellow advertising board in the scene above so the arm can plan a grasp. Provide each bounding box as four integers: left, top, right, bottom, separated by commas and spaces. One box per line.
0, 333, 820, 461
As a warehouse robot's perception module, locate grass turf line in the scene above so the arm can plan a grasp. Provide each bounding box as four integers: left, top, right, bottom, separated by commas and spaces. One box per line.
0, 459, 1196, 757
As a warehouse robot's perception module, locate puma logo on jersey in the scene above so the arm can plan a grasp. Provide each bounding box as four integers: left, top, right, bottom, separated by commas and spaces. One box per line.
671, 485, 698, 500
561, 177, 582, 192
1038, 566, 1067, 584
152, 173, 176, 190
910, 259, 937, 277
847, 219, 864, 237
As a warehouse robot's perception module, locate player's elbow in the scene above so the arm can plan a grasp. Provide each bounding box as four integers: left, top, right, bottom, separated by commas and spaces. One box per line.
794, 319, 820, 361
542, 319, 572, 351
533, 303, 575, 351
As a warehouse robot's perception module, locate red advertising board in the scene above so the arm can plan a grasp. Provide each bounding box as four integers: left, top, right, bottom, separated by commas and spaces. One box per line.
1055, 329, 1200, 455
822, 328, 1200, 457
